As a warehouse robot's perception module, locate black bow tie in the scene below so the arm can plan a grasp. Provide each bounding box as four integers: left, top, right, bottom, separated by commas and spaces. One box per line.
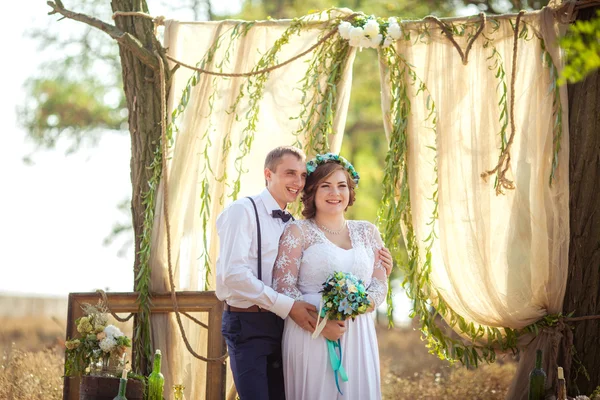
272, 209, 292, 223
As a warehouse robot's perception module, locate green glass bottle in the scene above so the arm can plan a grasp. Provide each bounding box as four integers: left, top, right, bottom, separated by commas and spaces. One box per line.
148, 349, 164, 400
113, 367, 128, 400
528, 349, 546, 400
112, 378, 128, 400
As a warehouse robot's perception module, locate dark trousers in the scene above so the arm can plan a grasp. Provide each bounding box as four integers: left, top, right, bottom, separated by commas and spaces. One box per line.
221, 311, 286, 400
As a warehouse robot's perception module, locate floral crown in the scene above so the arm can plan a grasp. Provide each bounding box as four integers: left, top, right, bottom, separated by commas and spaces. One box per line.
306, 153, 360, 186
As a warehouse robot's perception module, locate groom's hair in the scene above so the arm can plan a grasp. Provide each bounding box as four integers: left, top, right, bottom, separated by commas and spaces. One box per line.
264, 146, 306, 172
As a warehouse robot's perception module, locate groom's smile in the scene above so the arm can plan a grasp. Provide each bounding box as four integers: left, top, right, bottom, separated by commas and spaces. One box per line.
264, 153, 307, 209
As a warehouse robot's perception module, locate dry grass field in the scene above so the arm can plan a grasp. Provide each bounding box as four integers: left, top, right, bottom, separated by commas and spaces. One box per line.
0, 314, 517, 400
377, 323, 517, 399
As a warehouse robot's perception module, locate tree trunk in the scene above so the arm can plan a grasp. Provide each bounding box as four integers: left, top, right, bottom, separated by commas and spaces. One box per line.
563, 6, 600, 396
110, 0, 166, 375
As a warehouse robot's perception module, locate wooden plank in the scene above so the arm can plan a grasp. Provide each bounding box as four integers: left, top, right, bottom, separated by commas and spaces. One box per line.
206, 302, 226, 400
67, 291, 222, 313
63, 291, 226, 400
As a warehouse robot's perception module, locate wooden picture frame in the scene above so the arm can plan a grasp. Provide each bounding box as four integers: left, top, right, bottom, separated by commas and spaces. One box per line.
63, 291, 226, 400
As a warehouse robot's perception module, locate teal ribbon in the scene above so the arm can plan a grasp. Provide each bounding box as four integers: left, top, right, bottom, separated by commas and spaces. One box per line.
327, 339, 348, 395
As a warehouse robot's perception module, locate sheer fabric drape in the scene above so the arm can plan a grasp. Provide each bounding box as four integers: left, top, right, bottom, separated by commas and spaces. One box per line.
379, 8, 568, 399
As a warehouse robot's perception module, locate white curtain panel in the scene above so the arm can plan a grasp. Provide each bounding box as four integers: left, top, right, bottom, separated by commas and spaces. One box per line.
378, 10, 569, 397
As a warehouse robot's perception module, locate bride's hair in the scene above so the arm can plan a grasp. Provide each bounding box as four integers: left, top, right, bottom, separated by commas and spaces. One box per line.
301, 162, 356, 219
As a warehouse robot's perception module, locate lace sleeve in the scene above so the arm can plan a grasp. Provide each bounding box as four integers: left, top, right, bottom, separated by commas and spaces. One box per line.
367, 223, 388, 308
272, 223, 304, 300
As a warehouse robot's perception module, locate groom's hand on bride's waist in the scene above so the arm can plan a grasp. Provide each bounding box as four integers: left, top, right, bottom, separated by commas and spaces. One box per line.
289, 301, 318, 332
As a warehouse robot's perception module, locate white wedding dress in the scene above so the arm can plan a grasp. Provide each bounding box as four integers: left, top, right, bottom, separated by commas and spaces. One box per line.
272, 219, 388, 400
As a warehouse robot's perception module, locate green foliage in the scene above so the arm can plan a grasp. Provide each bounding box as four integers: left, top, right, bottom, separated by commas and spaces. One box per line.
559, 11, 600, 85
236, 0, 455, 21
23, 0, 125, 152
541, 42, 564, 186
134, 140, 162, 374
19, 76, 126, 152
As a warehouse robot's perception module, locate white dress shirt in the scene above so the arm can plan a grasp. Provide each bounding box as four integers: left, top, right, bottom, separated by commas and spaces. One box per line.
215, 188, 295, 319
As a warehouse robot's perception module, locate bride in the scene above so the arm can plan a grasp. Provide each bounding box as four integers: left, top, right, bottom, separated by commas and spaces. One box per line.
272, 153, 387, 400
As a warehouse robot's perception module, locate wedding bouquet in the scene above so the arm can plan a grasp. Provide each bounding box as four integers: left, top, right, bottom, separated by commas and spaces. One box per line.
64, 301, 132, 377
312, 271, 371, 395
315, 271, 371, 324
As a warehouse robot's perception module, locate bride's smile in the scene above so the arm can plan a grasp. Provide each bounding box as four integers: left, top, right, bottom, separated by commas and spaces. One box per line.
314, 169, 350, 215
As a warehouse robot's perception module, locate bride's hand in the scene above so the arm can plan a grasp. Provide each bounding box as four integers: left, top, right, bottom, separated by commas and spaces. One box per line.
321, 320, 346, 341
378, 247, 393, 277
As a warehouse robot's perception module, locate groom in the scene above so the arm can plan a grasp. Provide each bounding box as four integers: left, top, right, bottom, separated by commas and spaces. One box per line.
216, 146, 393, 400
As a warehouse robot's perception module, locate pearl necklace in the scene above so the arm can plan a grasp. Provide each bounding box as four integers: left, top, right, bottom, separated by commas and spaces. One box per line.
318, 220, 347, 235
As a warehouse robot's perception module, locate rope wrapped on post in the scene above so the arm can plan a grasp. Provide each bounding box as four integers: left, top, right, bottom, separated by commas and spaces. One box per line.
112, 11, 165, 35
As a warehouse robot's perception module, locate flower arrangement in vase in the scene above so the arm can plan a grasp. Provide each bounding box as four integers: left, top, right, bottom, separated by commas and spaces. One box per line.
64, 301, 131, 378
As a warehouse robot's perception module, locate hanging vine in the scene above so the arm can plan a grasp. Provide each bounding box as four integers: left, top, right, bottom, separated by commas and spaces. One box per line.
291, 19, 353, 154
541, 40, 564, 186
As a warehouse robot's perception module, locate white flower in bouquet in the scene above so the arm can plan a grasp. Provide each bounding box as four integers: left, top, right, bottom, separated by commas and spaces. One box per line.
387, 22, 402, 40
382, 36, 394, 48
348, 26, 364, 47
388, 17, 398, 25
338, 21, 352, 40
370, 34, 383, 48
104, 325, 124, 339
99, 336, 117, 353
363, 19, 380, 37
359, 35, 373, 49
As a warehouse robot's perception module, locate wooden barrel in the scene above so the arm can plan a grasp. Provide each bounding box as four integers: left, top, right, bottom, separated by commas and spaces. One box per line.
79, 376, 144, 400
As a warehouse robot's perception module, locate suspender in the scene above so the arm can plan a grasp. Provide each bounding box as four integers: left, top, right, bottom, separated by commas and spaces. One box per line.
246, 197, 262, 281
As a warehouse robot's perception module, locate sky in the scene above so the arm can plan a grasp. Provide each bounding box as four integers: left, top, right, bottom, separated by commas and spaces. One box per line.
2, 2, 131, 296
0, 0, 240, 297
